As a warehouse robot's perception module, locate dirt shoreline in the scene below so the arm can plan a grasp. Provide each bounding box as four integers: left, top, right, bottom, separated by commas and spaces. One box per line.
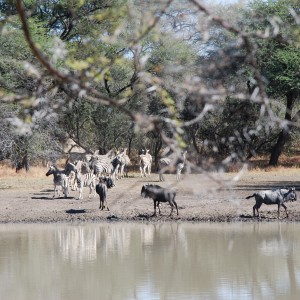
1, 169, 300, 224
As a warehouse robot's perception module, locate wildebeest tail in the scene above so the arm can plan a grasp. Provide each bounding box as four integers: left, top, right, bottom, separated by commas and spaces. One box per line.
246, 194, 256, 199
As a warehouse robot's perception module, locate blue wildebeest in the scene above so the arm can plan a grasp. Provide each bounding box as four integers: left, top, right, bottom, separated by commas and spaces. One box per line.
141, 184, 178, 216
246, 187, 297, 218
96, 177, 113, 210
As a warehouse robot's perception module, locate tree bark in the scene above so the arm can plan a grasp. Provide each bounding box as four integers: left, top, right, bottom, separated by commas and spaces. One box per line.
153, 138, 162, 170
269, 91, 296, 166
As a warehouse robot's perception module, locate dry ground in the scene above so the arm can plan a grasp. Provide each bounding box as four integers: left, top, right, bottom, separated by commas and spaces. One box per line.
1, 166, 300, 223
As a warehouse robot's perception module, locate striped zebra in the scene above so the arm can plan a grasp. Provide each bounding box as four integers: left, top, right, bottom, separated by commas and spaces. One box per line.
89, 153, 114, 178
112, 148, 131, 179
139, 149, 152, 177
118, 148, 131, 178
46, 165, 70, 198
67, 159, 90, 191
72, 160, 96, 199
68, 170, 78, 191
74, 169, 97, 200
158, 150, 187, 181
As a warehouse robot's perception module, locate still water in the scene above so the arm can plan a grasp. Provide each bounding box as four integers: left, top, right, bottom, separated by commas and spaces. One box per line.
0, 222, 300, 300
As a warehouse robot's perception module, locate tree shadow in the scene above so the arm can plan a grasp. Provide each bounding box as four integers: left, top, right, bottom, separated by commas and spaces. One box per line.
66, 209, 87, 214
31, 196, 74, 200
107, 215, 119, 220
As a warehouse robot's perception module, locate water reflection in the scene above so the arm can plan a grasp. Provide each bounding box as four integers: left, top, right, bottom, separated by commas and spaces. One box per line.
0, 222, 300, 300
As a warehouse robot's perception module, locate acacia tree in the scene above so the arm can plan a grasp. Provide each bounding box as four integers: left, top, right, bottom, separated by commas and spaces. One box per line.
179, 0, 300, 168
242, 0, 300, 165
1, 0, 300, 177
0, 10, 65, 168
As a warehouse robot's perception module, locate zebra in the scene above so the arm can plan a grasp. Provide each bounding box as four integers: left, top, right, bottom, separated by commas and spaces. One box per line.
89, 150, 115, 178
111, 148, 131, 179
118, 148, 131, 178
176, 151, 187, 181
88, 150, 119, 188
139, 149, 152, 177
158, 150, 187, 181
46, 165, 71, 198
68, 170, 78, 191
74, 169, 97, 200
75, 160, 91, 174
67, 160, 91, 191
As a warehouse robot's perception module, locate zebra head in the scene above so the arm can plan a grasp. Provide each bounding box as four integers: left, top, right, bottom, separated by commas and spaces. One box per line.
46, 165, 56, 176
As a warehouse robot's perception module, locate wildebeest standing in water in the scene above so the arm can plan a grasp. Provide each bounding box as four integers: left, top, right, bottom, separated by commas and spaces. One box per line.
141, 184, 178, 216
246, 187, 297, 218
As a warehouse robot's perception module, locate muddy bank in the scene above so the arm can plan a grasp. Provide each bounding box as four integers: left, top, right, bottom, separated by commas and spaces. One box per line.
0, 170, 300, 224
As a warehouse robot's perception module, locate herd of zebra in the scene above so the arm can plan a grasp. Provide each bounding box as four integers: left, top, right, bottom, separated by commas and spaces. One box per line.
45, 148, 187, 210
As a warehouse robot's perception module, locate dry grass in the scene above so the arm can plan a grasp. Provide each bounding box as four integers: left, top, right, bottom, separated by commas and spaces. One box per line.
224, 155, 300, 173
0, 166, 50, 190
0, 165, 47, 179
1, 155, 300, 179
247, 155, 300, 172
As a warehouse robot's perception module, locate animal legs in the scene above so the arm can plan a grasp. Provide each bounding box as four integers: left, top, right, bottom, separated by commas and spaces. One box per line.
169, 204, 174, 216
169, 202, 179, 216
280, 203, 288, 218
63, 187, 68, 198
147, 166, 151, 176
78, 188, 83, 200
157, 202, 161, 215
253, 204, 259, 217
140, 166, 146, 177
88, 185, 95, 199
173, 200, 179, 215
159, 173, 165, 181
105, 199, 109, 211
152, 201, 157, 216
53, 184, 58, 198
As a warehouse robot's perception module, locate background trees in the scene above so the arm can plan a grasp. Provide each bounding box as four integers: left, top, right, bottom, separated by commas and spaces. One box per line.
0, 0, 299, 171
242, 0, 300, 165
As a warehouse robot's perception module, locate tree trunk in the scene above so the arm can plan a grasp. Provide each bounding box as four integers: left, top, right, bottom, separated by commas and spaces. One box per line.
269, 91, 296, 166
128, 135, 133, 156
153, 138, 162, 170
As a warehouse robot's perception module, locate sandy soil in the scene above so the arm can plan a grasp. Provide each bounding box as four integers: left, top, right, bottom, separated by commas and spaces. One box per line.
0, 169, 300, 224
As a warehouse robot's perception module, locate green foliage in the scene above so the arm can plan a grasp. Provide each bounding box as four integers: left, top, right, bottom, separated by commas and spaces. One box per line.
0, 102, 63, 166
2, 0, 300, 168
263, 46, 300, 94
246, 0, 300, 96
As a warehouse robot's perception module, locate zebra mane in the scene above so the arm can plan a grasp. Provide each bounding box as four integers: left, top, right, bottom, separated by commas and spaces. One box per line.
65, 162, 76, 176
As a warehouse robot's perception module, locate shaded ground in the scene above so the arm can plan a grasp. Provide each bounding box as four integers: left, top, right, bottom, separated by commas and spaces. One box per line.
1, 169, 300, 223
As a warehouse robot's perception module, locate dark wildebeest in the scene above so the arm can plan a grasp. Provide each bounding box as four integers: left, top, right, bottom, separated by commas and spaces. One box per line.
141, 184, 178, 216
246, 187, 297, 218
96, 177, 113, 211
